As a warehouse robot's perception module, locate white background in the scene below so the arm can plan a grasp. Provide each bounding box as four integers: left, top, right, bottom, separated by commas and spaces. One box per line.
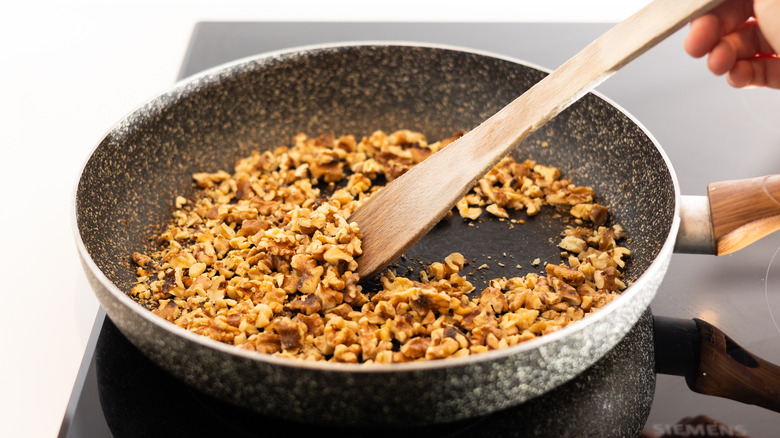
4, 0, 739, 436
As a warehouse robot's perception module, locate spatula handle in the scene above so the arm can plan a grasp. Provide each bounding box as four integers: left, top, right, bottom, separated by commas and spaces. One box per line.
467, 0, 728, 167
709, 175, 780, 255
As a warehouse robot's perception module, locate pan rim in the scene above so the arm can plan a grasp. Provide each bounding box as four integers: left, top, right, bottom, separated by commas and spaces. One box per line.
73, 40, 682, 374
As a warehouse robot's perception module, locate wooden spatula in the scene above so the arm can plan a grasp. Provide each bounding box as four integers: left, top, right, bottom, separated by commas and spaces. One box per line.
350, 0, 725, 279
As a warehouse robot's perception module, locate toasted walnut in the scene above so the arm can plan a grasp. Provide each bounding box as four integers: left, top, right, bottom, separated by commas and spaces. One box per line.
480, 287, 509, 314
400, 336, 431, 360
287, 293, 322, 315
272, 317, 305, 351
533, 164, 560, 184
152, 299, 179, 321
486, 204, 509, 219
551, 278, 582, 306
298, 263, 324, 295
425, 336, 460, 360
132, 252, 152, 267
559, 235, 588, 253
251, 332, 282, 354
456, 197, 482, 220
193, 170, 231, 188
499, 308, 539, 331
523, 197, 542, 216
444, 252, 467, 273
323, 246, 355, 268
589, 204, 608, 227
545, 263, 586, 286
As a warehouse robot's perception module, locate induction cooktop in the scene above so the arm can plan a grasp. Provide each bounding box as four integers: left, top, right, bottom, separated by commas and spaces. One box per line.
59, 22, 780, 438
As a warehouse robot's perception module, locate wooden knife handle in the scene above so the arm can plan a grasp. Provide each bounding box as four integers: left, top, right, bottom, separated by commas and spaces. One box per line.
708, 175, 780, 255
688, 318, 780, 412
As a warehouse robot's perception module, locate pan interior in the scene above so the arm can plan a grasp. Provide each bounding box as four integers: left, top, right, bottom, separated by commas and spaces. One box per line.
77, 43, 675, 316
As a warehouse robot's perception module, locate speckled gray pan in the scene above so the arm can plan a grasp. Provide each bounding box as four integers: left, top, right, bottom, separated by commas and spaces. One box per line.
74, 42, 679, 427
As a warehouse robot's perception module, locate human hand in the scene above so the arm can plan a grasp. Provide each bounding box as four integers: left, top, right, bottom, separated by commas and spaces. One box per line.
684, 0, 780, 88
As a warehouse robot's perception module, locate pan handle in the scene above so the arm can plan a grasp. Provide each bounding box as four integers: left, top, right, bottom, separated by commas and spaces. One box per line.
709, 175, 780, 255
654, 315, 780, 412
675, 175, 780, 255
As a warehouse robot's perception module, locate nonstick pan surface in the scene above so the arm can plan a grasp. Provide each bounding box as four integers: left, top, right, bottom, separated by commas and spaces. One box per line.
75, 42, 678, 426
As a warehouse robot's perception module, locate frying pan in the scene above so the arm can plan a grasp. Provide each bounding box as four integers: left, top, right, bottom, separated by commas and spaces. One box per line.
74, 42, 779, 427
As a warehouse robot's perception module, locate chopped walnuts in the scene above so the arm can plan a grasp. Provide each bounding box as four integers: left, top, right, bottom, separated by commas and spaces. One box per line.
131, 130, 630, 364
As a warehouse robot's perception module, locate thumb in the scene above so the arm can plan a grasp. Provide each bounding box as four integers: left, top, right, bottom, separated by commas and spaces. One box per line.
754, 0, 780, 53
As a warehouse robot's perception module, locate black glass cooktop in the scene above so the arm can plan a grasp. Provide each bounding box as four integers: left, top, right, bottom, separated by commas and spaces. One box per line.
60, 22, 780, 438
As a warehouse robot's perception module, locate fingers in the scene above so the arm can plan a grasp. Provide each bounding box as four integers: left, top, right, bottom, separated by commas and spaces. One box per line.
727, 59, 755, 87
685, 14, 723, 57
684, 0, 780, 89
684, 0, 755, 57
727, 56, 780, 88
707, 20, 775, 75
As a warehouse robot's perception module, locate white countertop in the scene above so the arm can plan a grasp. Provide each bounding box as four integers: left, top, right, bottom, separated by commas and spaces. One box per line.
3, 0, 748, 436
